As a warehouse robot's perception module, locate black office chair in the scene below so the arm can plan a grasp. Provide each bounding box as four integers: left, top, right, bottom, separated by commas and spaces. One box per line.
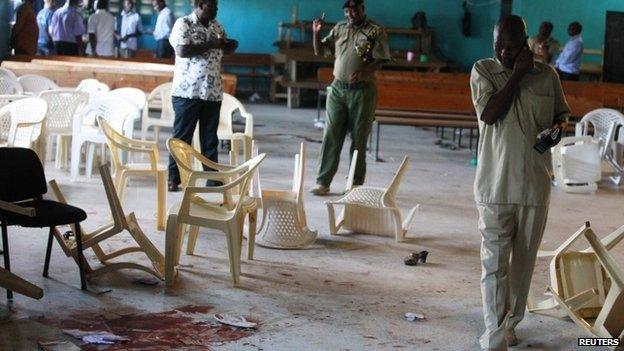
0, 147, 88, 299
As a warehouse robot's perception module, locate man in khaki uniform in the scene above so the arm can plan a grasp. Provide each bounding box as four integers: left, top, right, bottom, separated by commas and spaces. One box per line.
309, 0, 391, 195
470, 16, 570, 351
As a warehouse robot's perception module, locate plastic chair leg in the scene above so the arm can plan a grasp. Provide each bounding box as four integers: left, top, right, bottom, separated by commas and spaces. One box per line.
156, 170, 167, 231
70, 139, 82, 181
247, 210, 257, 260
186, 226, 200, 255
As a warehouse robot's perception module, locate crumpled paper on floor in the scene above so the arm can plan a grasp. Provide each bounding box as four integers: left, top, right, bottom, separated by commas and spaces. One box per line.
62, 329, 129, 345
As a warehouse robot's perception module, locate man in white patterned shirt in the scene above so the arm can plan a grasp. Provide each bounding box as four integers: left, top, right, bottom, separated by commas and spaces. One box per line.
167, 0, 238, 191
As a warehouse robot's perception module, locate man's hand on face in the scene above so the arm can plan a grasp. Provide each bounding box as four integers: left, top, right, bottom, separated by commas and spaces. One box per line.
513, 47, 534, 76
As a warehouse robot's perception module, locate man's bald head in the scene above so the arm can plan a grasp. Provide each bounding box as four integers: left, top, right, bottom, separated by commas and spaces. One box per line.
494, 15, 529, 69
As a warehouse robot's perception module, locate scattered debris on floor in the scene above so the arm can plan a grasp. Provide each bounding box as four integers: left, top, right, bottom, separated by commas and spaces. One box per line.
62, 329, 129, 345
214, 314, 258, 329
37, 340, 82, 351
405, 312, 426, 322
35, 305, 257, 350
404, 251, 429, 266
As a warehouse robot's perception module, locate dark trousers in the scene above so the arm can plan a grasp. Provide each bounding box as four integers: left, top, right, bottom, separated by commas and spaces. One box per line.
168, 97, 222, 184
156, 39, 174, 59
557, 69, 580, 81
54, 41, 78, 56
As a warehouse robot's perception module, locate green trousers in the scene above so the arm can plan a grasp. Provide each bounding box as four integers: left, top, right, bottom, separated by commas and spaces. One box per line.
316, 81, 377, 187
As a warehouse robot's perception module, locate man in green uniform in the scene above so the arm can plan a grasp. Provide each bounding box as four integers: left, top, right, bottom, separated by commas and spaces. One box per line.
309, 0, 390, 195
470, 16, 570, 351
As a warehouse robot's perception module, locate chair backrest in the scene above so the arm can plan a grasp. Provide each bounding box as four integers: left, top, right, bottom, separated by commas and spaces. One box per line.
83, 96, 139, 132
0, 147, 47, 202
0, 94, 28, 142
293, 142, 306, 198
553, 136, 602, 186
97, 116, 139, 170
0, 68, 18, 81
0, 77, 24, 95
383, 156, 411, 207
109, 87, 147, 111
168, 138, 202, 187
218, 93, 252, 139
147, 82, 174, 121
0, 98, 48, 151
39, 90, 89, 134
579, 109, 624, 156
17, 75, 59, 95
76, 79, 110, 101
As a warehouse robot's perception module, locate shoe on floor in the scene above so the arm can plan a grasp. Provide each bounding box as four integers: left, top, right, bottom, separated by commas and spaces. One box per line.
168, 181, 180, 192
505, 328, 519, 347
309, 184, 330, 196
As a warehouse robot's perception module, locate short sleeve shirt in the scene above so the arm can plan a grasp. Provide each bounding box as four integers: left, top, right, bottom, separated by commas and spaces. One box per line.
470, 59, 570, 206
153, 6, 174, 41
527, 36, 560, 65
87, 10, 116, 57
322, 19, 391, 82
169, 12, 225, 102
49, 5, 85, 43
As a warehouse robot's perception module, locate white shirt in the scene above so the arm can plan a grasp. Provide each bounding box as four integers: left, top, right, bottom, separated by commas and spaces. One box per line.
120, 10, 142, 50
87, 9, 116, 57
169, 12, 225, 101
153, 6, 174, 41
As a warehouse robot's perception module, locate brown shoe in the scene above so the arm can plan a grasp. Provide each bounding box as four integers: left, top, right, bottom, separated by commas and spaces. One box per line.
309, 184, 330, 196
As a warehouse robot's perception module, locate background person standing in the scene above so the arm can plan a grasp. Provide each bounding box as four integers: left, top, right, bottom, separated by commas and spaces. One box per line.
36, 0, 56, 55
49, 0, 86, 56
119, 0, 142, 57
555, 21, 583, 81
152, 0, 174, 58
87, 0, 116, 57
11, 0, 38, 55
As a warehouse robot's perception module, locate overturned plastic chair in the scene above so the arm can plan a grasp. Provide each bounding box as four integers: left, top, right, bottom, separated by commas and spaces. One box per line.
576, 108, 624, 185
49, 163, 165, 280
543, 223, 624, 347
552, 136, 602, 193
256, 142, 317, 249
528, 222, 624, 321
325, 152, 418, 242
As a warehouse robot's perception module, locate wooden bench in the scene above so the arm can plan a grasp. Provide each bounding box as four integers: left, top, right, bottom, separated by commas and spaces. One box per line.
221, 53, 274, 96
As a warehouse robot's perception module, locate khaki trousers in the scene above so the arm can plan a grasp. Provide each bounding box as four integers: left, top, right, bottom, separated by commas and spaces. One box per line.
477, 204, 549, 351
316, 81, 377, 187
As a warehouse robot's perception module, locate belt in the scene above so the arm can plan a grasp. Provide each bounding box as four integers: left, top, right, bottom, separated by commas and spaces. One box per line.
332, 80, 372, 90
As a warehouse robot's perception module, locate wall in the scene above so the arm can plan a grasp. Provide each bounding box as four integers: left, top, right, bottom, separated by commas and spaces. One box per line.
514, 0, 624, 63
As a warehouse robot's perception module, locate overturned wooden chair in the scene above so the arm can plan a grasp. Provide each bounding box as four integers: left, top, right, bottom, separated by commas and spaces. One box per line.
256, 142, 317, 249
528, 222, 624, 322
544, 223, 624, 348
49, 164, 165, 280
325, 153, 418, 242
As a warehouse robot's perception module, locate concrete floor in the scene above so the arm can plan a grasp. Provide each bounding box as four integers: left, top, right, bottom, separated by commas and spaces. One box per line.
0, 103, 622, 351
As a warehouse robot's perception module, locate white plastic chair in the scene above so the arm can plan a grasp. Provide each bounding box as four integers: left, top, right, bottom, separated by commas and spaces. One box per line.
192, 93, 254, 163
39, 90, 89, 169
0, 94, 28, 144
0, 98, 48, 162
142, 82, 174, 142
17, 75, 59, 95
545, 224, 624, 346
0, 68, 18, 81
326, 153, 419, 242
98, 116, 168, 231
76, 78, 110, 102
109, 87, 147, 139
70, 97, 140, 181
552, 136, 602, 193
165, 153, 267, 287
528, 222, 624, 321
167, 137, 260, 260
0, 78, 24, 95
576, 109, 624, 185
256, 142, 317, 249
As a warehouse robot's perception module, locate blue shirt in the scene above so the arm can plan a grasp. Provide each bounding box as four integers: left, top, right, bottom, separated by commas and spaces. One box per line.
36, 7, 54, 47
555, 35, 583, 75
